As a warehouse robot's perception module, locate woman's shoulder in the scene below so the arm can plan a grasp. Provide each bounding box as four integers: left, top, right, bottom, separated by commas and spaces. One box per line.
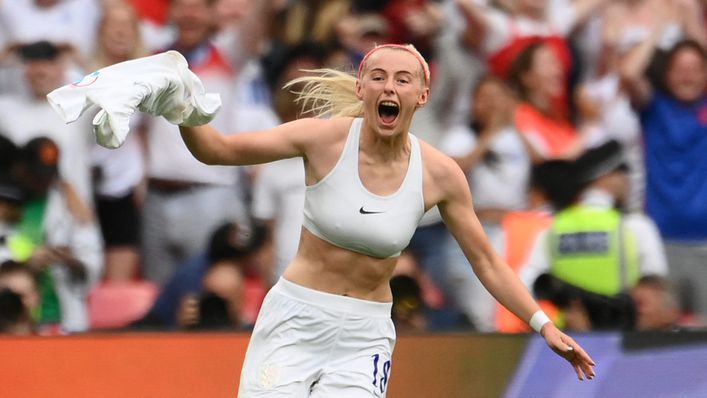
418, 138, 473, 205
279, 116, 353, 141
418, 139, 464, 179
286, 116, 353, 133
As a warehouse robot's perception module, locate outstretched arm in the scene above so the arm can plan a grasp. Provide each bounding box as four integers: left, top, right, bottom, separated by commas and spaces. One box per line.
455, 0, 491, 50
430, 151, 595, 380
678, 0, 707, 48
618, 17, 664, 109
178, 117, 328, 166
570, 0, 612, 32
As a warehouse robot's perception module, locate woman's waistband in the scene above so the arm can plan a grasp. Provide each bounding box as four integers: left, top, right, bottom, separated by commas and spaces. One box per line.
272, 277, 392, 318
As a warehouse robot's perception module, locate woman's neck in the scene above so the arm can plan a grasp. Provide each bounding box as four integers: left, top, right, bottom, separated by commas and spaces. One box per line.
360, 124, 411, 163
105, 55, 129, 66
518, 6, 545, 22
527, 92, 552, 114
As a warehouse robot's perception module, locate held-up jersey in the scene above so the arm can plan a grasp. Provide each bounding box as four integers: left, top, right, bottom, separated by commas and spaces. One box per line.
303, 118, 425, 258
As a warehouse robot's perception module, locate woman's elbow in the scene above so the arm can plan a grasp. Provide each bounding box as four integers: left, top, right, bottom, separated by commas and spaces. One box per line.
187, 149, 223, 166
468, 252, 495, 275
203, 154, 232, 166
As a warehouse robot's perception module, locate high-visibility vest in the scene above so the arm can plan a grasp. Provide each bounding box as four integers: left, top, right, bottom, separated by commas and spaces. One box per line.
7, 233, 35, 261
549, 205, 639, 296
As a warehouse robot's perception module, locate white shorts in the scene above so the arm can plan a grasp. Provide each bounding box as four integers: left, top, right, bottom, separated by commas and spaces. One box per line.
238, 278, 396, 397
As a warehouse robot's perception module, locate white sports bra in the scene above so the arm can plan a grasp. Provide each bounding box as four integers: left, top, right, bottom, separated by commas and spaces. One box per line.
302, 118, 425, 258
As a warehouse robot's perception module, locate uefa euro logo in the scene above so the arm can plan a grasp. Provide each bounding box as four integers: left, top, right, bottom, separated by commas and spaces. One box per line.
71, 70, 100, 87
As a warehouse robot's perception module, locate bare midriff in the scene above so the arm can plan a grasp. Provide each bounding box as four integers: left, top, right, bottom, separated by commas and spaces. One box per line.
282, 228, 397, 303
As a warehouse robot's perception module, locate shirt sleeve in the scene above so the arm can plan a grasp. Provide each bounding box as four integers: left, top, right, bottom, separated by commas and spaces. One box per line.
69, 222, 105, 287
548, 0, 577, 36
625, 213, 669, 276
519, 230, 552, 290
481, 7, 513, 55
212, 28, 249, 73
520, 128, 551, 159
252, 165, 278, 221
440, 125, 477, 157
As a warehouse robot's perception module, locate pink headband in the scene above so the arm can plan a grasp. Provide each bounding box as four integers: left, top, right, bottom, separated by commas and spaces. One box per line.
357, 44, 430, 86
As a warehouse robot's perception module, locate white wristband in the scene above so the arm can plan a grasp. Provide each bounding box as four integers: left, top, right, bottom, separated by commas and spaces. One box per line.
529, 310, 552, 333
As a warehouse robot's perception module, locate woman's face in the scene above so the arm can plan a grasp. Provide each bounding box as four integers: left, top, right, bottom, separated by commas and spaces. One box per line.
34, 0, 58, 8
472, 79, 513, 125
356, 49, 429, 136
171, 0, 215, 49
101, 7, 138, 60
522, 45, 565, 100
666, 48, 706, 103
517, 0, 548, 16
215, 0, 250, 28
23, 58, 64, 99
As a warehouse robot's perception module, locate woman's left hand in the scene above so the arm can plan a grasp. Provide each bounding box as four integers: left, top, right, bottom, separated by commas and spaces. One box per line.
541, 323, 596, 381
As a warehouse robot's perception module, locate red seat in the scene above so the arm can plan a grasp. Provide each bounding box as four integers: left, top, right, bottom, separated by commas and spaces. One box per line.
88, 281, 159, 330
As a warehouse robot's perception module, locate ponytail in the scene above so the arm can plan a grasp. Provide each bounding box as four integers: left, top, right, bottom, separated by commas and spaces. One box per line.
283, 68, 364, 118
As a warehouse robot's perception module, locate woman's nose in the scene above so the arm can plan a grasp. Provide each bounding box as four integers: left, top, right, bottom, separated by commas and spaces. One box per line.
384, 78, 395, 92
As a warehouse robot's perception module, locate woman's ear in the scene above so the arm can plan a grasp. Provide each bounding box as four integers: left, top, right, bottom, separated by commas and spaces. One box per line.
355, 80, 363, 101
416, 87, 430, 107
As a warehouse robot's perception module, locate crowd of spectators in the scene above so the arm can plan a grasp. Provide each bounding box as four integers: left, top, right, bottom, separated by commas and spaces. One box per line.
0, 0, 705, 336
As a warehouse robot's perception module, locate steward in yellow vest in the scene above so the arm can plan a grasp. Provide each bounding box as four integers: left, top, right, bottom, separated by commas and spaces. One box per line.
522, 141, 669, 330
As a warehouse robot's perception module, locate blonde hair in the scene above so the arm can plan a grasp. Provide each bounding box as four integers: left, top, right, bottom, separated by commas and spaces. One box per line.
284, 68, 363, 118
284, 44, 430, 119
93, 0, 146, 69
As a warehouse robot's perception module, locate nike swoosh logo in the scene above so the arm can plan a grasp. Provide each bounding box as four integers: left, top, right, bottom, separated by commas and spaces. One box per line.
359, 206, 384, 215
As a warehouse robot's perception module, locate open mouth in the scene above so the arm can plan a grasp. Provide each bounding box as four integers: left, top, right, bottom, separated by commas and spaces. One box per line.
378, 101, 399, 125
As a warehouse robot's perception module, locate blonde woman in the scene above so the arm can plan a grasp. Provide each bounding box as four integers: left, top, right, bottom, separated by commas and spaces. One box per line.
89, 1, 147, 282
92, 1, 146, 71
179, 44, 595, 396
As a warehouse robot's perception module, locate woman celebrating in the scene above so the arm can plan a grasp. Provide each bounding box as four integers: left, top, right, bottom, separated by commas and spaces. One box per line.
179, 43, 595, 396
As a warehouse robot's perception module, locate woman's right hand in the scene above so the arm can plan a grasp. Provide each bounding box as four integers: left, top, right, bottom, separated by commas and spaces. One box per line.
541, 323, 596, 381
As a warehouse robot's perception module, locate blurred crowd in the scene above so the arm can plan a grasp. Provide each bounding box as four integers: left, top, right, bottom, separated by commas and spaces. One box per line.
0, 0, 705, 336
